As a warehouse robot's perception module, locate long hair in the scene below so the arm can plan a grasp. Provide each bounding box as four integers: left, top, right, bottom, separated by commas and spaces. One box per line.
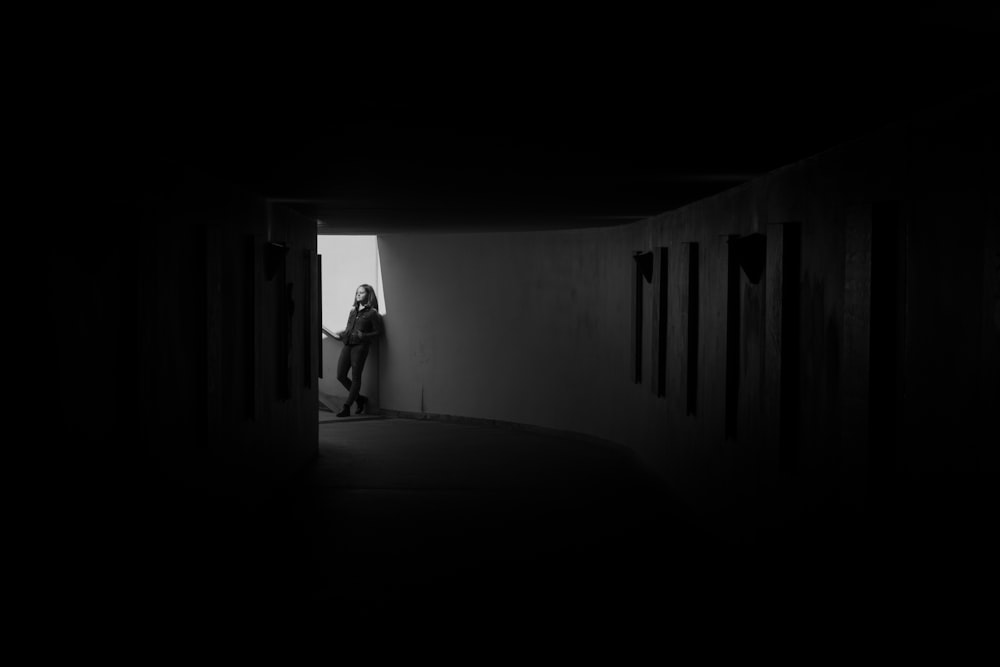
353, 283, 379, 312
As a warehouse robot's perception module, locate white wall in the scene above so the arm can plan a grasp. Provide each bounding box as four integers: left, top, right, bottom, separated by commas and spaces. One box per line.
318, 235, 386, 333
376, 229, 640, 447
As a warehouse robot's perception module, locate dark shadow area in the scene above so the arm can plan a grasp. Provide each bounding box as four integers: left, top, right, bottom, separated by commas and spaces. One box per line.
38, 21, 997, 650
93, 418, 990, 640
779, 224, 801, 479
869, 202, 904, 510
138, 419, 710, 626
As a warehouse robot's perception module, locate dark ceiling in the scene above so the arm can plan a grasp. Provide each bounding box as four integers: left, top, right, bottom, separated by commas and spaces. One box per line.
87, 11, 997, 233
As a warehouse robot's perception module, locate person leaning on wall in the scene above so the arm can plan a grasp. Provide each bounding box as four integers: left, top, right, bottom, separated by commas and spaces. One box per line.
331, 283, 384, 417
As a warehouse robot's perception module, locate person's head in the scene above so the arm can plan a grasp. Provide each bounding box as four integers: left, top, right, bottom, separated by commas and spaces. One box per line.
354, 284, 379, 311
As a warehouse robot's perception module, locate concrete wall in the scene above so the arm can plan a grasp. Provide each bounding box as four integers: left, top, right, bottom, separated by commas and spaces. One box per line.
377, 229, 631, 434
134, 176, 320, 500
47, 168, 321, 609
52, 170, 319, 505
376, 89, 997, 539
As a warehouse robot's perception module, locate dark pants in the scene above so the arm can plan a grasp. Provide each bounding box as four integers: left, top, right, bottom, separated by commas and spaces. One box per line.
336, 342, 370, 406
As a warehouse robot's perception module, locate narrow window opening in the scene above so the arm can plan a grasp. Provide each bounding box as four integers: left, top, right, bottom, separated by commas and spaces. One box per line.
317, 235, 387, 336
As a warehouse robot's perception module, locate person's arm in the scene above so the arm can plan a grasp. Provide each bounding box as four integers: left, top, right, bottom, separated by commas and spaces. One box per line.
359, 312, 383, 340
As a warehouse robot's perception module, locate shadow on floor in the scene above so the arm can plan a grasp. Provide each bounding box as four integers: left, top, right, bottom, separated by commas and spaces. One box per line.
112, 418, 992, 638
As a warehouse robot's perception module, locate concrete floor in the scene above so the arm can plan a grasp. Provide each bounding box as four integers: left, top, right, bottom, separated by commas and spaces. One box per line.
297, 418, 700, 617
135, 417, 725, 628
287, 419, 679, 620
119, 415, 989, 643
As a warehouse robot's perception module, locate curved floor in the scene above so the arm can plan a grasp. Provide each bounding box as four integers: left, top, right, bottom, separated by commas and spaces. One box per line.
134, 417, 984, 639
282, 419, 709, 621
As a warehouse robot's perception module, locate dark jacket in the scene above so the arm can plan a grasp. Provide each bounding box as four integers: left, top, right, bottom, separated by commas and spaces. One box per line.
340, 305, 383, 345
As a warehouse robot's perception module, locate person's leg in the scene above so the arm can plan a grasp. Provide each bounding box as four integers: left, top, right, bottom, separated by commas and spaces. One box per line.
336, 344, 353, 396
345, 344, 370, 407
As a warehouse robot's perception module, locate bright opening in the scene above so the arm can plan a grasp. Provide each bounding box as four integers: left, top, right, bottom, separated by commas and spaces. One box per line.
318, 235, 386, 337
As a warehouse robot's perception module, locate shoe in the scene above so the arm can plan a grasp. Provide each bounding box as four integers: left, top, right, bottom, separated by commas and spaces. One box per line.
355, 396, 368, 415
336, 404, 351, 418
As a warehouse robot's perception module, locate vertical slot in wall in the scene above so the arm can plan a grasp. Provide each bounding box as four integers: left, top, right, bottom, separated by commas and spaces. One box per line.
631, 252, 642, 383
685, 243, 699, 416
765, 223, 801, 481
725, 235, 741, 439
652, 247, 669, 397
632, 251, 653, 384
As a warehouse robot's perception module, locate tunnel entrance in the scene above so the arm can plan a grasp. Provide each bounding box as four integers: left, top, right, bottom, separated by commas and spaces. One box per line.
317, 234, 386, 417
318, 235, 387, 321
